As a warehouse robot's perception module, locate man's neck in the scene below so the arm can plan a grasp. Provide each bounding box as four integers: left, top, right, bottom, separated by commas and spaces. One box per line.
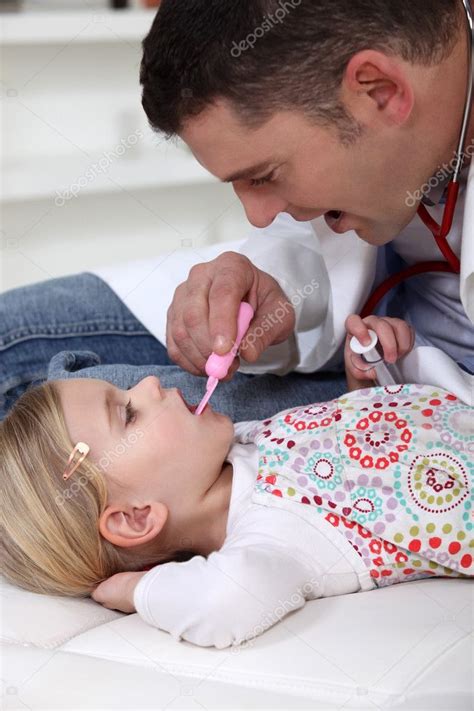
466, 105, 474, 165
461, 14, 473, 165
435, 18, 473, 173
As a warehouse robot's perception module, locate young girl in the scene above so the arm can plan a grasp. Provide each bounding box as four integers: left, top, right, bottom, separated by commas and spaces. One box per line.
1, 317, 472, 649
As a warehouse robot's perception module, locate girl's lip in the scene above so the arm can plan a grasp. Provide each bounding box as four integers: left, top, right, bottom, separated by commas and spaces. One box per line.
177, 390, 205, 414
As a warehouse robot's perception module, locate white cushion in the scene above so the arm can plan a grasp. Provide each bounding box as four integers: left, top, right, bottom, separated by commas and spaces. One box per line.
0, 578, 122, 649
2, 577, 472, 708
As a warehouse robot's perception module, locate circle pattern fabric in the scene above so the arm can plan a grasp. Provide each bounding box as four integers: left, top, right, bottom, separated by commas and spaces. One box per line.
249, 384, 473, 586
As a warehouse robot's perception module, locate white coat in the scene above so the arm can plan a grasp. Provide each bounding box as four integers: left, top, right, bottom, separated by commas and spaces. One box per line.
94, 165, 473, 405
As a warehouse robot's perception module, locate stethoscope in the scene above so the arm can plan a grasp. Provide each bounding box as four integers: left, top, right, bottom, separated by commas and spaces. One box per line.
361, 0, 474, 317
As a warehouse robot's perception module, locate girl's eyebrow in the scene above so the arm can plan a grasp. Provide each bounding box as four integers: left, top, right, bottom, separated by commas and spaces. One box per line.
104, 389, 112, 433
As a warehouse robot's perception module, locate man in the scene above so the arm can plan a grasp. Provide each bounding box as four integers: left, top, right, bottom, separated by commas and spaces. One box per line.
139, 0, 473, 401
1, 0, 472, 419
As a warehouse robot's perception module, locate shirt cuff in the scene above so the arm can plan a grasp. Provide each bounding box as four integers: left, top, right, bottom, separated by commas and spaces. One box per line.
132, 566, 161, 627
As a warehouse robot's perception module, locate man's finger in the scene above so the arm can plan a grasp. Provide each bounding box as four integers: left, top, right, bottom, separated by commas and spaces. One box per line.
220, 356, 241, 382
239, 314, 279, 361
166, 309, 204, 374
239, 293, 295, 361
208, 260, 253, 354
180, 266, 213, 359
166, 329, 205, 375
182, 282, 212, 361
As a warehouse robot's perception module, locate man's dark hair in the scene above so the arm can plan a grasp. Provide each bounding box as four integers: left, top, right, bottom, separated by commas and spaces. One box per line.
140, 0, 462, 143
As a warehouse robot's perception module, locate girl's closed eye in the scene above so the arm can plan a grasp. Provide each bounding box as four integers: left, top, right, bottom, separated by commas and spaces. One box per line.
125, 399, 137, 426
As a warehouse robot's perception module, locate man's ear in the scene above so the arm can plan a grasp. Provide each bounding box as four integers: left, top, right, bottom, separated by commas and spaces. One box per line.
342, 49, 415, 127
99, 501, 168, 549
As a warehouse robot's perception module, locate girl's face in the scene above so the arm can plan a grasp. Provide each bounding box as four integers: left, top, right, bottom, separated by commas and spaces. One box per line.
57, 376, 234, 513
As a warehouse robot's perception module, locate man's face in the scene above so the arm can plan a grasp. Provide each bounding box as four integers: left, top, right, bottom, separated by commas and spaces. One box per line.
179, 99, 430, 246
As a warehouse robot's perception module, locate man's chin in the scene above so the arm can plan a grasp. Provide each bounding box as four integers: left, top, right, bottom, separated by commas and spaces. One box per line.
353, 221, 405, 246
354, 230, 391, 246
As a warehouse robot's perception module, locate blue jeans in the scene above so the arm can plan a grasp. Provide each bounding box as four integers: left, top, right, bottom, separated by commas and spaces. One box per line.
0, 273, 347, 422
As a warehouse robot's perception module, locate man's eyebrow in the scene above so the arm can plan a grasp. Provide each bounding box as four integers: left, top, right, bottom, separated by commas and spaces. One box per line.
222, 161, 273, 183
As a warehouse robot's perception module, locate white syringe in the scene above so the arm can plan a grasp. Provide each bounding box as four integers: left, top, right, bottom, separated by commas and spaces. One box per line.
350, 329, 401, 386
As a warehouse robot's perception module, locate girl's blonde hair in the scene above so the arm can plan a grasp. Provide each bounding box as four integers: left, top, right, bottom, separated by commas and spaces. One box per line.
1, 381, 181, 597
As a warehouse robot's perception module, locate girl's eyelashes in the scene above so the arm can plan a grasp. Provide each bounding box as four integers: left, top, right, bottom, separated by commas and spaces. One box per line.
125, 399, 137, 426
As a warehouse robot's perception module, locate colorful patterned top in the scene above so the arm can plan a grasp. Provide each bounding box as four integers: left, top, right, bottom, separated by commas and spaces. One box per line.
235, 384, 473, 587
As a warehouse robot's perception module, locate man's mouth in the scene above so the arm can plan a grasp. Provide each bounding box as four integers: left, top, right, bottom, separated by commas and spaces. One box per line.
324, 210, 354, 235
325, 210, 343, 225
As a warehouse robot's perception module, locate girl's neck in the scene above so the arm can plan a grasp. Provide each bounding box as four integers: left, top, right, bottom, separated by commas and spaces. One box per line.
168, 461, 234, 558
198, 461, 234, 556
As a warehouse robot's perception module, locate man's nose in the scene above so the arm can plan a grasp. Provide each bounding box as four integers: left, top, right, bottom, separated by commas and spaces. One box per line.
234, 185, 288, 228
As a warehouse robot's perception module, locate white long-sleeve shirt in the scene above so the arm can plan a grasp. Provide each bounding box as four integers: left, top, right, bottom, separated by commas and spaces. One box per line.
133, 435, 374, 649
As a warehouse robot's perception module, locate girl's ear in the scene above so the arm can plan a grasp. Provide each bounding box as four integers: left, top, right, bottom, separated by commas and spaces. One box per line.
99, 501, 168, 549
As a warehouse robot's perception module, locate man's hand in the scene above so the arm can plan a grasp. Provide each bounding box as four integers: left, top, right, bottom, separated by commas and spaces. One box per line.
91, 571, 147, 613
166, 251, 295, 379
344, 314, 415, 387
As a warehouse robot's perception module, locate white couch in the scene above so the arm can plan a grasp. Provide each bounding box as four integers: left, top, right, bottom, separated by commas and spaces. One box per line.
1, 577, 472, 710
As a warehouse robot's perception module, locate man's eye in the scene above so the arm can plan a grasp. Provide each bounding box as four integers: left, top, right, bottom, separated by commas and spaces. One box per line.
125, 399, 137, 425
250, 173, 274, 187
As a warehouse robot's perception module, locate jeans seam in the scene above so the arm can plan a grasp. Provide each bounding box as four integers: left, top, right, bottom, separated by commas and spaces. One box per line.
0, 325, 151, 350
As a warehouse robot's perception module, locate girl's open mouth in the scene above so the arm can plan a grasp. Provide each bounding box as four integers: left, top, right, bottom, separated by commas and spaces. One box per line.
178, 391, 205, 414
176, 388, 211, 414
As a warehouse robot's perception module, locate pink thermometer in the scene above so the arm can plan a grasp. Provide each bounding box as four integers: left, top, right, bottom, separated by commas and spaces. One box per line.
195, 301, 254, 415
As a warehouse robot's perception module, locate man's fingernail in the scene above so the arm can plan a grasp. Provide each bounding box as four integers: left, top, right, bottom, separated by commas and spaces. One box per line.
213, 335, 229, 351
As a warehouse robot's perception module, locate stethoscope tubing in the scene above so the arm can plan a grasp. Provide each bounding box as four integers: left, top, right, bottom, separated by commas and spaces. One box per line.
362, 0, 473, 316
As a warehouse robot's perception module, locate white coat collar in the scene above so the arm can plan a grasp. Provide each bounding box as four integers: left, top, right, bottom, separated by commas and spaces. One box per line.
460, 162, 474, 323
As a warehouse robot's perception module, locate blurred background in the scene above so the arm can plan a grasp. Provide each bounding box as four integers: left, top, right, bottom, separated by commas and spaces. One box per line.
0, 0, 248, 292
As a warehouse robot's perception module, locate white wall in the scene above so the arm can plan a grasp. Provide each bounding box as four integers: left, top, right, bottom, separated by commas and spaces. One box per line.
1, 7, 249, 292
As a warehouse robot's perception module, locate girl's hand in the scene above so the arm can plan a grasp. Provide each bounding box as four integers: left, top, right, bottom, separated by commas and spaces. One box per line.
344, 314, 415, 387
91, 571, 147, 613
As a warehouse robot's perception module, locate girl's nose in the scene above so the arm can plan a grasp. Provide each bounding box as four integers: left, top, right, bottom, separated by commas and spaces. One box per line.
136, 375, 162, 399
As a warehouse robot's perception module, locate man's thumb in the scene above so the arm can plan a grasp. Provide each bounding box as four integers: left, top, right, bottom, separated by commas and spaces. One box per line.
239, 301, 293, 361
